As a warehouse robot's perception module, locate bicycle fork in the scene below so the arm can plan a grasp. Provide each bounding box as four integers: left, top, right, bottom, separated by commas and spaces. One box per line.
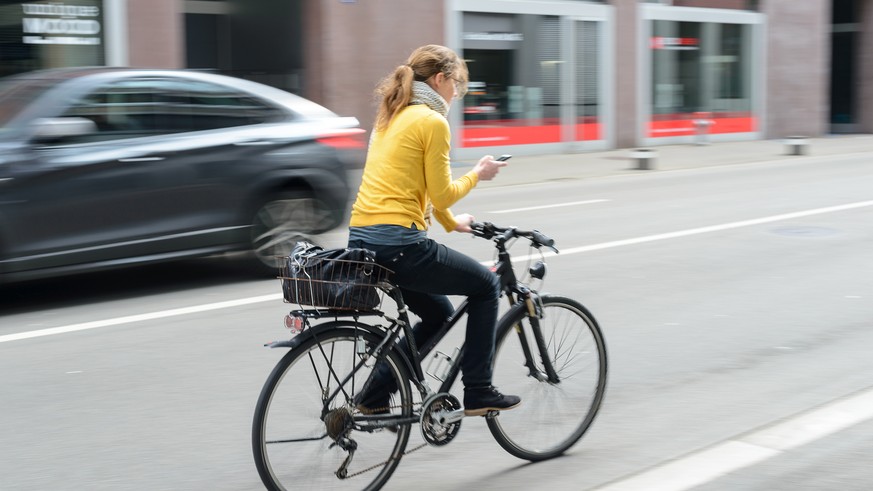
513, 289, 561, 384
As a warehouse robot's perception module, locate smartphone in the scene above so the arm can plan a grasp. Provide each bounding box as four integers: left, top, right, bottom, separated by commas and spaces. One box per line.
496, 154, 512, 161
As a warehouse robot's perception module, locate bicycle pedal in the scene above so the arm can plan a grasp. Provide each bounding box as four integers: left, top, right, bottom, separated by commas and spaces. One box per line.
484, 410, 501, 419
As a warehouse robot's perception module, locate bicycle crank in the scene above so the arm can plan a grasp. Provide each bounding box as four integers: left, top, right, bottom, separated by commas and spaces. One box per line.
420, 392, 463, 446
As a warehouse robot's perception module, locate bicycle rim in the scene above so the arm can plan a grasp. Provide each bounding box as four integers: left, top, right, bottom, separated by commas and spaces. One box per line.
487, 295, 607, 461
253, 328, 412, 490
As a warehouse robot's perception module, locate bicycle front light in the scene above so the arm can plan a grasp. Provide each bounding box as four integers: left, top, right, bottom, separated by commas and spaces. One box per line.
529, 261, 547, 280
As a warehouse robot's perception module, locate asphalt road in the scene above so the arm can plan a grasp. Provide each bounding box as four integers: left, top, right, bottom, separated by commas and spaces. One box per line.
1, 151, 872, 490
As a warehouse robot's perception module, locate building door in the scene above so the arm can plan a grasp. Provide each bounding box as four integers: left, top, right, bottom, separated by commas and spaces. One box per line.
830, 0, 859, 133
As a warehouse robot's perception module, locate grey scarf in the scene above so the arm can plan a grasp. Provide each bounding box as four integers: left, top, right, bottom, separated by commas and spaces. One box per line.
410, 81, 449, 118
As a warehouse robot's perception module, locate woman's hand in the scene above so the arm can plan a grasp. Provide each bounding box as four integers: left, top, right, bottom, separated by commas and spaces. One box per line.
453, 213, 475, 233
472, 155, 508, 181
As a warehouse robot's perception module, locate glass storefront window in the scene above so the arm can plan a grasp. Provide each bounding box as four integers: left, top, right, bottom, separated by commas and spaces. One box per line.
0, 1, 105, 79
460, 11, 603, 148
649, 19, 754, 137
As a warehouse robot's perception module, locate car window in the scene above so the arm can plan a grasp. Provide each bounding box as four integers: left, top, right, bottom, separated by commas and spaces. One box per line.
149, 78, 286, 132
59, 80, 160, 142
56, 76, 285, 144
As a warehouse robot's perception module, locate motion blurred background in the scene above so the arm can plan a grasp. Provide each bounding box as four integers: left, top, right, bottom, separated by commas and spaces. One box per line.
1, 0, 865, 159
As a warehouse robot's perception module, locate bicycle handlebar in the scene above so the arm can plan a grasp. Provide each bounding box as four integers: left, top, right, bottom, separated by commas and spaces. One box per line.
470, 222, 559, 253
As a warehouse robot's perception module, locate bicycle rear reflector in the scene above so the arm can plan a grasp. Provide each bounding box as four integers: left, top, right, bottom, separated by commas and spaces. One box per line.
284, 314, 305, 334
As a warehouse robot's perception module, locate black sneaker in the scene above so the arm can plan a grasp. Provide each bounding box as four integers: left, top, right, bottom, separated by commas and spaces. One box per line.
463, 386, 521, 416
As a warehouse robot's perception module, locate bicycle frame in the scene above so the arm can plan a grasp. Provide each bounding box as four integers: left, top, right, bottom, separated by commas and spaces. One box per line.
254, 221, 605, 490
280, 229, 562, 417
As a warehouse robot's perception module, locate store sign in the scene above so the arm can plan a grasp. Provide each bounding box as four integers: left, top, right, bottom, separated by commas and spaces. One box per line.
21, 3, 101, 45
463, 32, 524, 42
651, 37, 698, 50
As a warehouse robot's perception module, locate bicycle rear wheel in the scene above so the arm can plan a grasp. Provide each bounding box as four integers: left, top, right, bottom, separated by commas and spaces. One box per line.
252, 325, 413, 490
487, 295, 607, 461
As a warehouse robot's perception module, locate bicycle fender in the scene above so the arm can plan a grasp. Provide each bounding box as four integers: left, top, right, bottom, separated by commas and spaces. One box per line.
265, 337, 306, 350
265, 321, 416, 378
265, 321, 364, 350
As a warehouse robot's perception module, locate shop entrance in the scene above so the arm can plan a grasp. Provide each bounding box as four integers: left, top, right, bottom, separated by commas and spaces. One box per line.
464, 48, 514, 123
830, 0, 859, 133
455, 7, 610, 157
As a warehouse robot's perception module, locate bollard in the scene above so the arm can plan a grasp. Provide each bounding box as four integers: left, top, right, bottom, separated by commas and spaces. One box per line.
692, 112, 713, 146
784, 136, 809, 156
630, 148, 657, 170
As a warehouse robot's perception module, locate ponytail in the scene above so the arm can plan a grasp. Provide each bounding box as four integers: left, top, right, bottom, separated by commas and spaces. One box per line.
373, 65, 414, 132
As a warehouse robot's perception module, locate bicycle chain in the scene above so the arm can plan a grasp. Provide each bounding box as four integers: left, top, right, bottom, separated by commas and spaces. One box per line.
342, 402, 427, 480
343, 442, 428, 479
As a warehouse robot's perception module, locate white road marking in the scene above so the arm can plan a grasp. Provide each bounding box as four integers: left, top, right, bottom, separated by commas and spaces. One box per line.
489, 199, 609, 214
2, 199, 872, 344
0, 294, 281, 344
595, 387, 873, 491
509, 199, 873, 264
596, 441, 779, 491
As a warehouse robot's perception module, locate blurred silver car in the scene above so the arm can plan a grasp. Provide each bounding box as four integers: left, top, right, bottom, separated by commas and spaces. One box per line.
0, 67, 365, 282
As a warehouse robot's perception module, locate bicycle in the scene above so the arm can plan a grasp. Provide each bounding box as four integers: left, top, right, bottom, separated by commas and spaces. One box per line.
252, 222, 608, 490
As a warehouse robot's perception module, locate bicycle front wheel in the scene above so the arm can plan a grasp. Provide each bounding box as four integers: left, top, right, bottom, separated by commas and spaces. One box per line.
252, 325, 413, 491
487, 295, 607, 461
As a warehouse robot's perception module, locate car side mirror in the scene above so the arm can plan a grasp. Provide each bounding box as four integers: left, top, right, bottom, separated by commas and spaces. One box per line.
30, 117, 97, 142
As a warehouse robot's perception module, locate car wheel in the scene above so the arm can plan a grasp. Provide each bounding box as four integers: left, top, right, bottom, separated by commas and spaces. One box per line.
249, 192, 335, 273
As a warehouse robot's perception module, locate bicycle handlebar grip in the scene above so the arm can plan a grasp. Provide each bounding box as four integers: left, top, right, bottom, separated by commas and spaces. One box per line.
531, 230, 555, 248
470, 221, 493, 239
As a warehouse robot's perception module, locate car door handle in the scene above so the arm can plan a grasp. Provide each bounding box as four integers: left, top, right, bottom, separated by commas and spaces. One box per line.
233, 140, 275, 147
119, 156, 165, 163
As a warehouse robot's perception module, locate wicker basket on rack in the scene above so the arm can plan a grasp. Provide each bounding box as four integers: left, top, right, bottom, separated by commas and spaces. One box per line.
280, 244, 392, 310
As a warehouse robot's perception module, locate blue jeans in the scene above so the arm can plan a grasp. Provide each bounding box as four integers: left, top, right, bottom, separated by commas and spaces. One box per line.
348, 238, 501, 388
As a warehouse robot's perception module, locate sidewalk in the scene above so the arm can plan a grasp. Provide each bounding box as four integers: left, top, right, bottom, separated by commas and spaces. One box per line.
470, 134, 873, 188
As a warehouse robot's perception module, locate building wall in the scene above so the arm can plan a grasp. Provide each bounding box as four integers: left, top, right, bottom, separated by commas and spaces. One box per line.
858, 0, 873, 132
613, 0, 639, 148
762, 0, 830, 138
303, 1, 444, 131
127, 0, 183, 68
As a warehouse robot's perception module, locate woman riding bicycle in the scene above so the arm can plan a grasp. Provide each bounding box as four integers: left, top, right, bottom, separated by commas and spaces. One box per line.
347, 44, 519, 416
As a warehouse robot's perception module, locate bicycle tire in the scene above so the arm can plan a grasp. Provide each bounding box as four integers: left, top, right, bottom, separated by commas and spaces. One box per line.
252, 325, 413, 490
487, 294, 607, 461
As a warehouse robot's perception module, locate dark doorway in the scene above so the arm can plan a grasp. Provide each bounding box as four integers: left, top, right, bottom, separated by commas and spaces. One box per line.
185, 0, 304, 95
830, 0, 859, 133
463, 48, 514, 121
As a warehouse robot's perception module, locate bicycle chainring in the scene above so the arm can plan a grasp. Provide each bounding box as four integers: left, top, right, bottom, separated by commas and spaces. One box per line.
420, 393, 462, 446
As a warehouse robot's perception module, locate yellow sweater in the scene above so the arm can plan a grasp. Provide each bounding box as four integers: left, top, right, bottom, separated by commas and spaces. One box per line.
350, 104, 479, 232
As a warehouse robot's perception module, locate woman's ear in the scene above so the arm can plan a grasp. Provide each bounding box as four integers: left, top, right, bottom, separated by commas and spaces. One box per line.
426, 72, 444, 92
